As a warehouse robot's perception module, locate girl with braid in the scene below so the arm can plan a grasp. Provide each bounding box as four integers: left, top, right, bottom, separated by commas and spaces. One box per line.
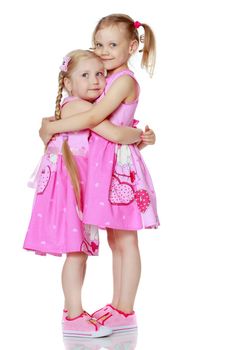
39, 14, 160, 333
23, 49, 144, 338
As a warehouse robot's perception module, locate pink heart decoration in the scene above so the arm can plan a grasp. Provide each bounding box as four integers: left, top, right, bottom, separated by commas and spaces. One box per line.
109, 176, 134, 205
37, 166, 51, 194
81, 240, 99, 256
134, 189, 151, 213
91, 241, 98, 253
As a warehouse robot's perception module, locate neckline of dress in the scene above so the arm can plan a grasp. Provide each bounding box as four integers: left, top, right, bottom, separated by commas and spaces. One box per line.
106, 69, 134, 81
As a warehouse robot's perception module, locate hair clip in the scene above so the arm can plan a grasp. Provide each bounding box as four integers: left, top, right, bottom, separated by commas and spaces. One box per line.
134, 21, 142, 29
59, 56, 71, 72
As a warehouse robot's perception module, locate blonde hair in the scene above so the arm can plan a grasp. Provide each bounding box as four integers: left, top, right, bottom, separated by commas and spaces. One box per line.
55, 49, 101, 212
92, 13, 156, 77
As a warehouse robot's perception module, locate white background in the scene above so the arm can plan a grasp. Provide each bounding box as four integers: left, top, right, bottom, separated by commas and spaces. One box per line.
1, 0, 233, 349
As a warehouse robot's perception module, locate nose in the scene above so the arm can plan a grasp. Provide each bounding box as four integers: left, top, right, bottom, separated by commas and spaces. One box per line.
100, 46, 109, 56
91, 75, 99, 84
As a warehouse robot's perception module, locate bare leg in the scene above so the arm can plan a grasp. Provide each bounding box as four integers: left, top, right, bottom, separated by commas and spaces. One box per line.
115, 230, 141, 313
62, 252, 88, 318
82, 260, 87, 285
107, 228, 122, 307
64, 258, 87, 310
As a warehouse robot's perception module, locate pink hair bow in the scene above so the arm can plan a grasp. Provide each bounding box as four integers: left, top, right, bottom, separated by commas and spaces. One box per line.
134, 21, 142, 29
60, 56, 71, 72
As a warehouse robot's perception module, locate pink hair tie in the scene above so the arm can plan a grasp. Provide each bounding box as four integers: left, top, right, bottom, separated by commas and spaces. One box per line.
134, 21, 142, 29
60, 56, 71, 72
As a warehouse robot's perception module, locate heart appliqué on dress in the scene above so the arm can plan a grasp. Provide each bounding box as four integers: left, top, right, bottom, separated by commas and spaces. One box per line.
37, 166, 51, 194
134, 189, 151, 213
109, 175, 134, 205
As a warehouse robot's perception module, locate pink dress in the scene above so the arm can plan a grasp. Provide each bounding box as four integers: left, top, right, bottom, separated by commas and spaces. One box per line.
83, 69, 160, 230
23, 97, 99, 256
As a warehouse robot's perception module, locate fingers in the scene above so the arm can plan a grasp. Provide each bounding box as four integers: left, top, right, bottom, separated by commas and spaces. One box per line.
42, 116, 55, 123
142, 130, 155, 137
142, 138, 155, 145
140, 125, 156, 145
141, 133, 156, 144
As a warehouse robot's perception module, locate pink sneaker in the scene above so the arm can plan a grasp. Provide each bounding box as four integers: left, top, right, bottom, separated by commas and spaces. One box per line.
96, 305, 137, 333
62, 310, 91, 323
91, 304, 113, 319
62, 309, 68, 324
63, 311, 112, 338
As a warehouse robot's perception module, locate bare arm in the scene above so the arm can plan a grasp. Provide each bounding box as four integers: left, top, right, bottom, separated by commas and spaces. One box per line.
92, 120, 142, 144
45, 75, 136, 135
58, 99, 142, 144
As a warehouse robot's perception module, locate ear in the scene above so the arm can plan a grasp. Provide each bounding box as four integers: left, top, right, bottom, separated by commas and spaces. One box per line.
129, 39, 139, 55
63, 77, 72, 93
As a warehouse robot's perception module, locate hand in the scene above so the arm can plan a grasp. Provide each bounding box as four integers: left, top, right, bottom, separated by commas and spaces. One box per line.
39, 116, 54, 146
140, 125, 156, 145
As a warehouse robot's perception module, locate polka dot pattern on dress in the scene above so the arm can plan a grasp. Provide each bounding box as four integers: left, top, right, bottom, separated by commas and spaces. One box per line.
134, 189, 151, 213
37, 166, 51, 194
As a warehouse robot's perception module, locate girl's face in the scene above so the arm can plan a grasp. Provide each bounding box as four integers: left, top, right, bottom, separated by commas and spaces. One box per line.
64, 57, 106, 101
94, 25, 138, 73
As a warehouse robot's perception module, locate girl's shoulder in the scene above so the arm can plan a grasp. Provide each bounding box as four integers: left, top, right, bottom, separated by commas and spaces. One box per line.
105, 69, 139, 93
105, 70, 140, 102
61, 97, 92, 119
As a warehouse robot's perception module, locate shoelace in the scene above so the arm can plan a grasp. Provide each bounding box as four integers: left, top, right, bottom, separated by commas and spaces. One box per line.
88, 317, 100, 331
97, 312, 112, 323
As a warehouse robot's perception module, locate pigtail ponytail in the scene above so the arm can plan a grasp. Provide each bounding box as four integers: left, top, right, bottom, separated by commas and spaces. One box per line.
140, 23, 156, 78
54, 69, 83, 215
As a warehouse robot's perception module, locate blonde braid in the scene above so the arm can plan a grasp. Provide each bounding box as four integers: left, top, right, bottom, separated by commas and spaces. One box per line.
62, 142, 83, 213
55, 72, 64, 120
54, 61, 83, 212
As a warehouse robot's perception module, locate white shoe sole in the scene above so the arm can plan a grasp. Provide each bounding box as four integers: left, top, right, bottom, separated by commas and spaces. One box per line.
63, 327, 112, 338
111, 325, 138, 333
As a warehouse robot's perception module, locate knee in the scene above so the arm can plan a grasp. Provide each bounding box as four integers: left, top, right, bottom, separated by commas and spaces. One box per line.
117, 233, 139, 253
67, 252, 88, 266
107, 233, 117, 251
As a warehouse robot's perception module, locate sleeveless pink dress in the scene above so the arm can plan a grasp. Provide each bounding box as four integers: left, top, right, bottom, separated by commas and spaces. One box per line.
23, 96, 99, 256
83, 69, 160, 230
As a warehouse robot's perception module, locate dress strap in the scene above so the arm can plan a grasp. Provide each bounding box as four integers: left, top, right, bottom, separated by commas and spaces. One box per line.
106, 69, 136, 87
105, 69, 140, 100
60, 96, 79, 108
